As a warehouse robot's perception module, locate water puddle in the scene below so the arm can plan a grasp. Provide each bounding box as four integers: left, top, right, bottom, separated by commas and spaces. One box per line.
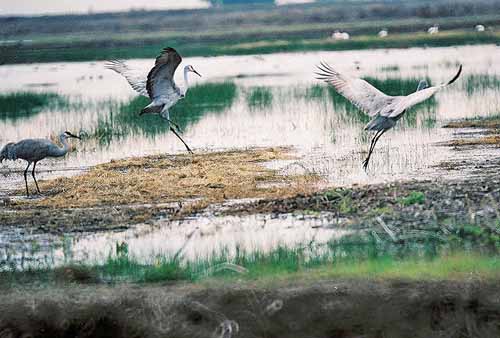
1, 212, 350, 269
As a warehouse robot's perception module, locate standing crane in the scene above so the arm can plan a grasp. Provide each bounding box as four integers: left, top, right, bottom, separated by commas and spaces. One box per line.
315, 62, 462, 170
0, 131, 81, 197
105, 47, 201, 154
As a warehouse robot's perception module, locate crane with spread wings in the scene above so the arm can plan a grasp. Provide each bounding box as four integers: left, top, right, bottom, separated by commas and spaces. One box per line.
106, 47, 201, 153
316, 62, 462, 170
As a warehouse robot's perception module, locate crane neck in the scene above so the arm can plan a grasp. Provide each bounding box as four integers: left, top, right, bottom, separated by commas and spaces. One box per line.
54, 133, 71, 157
182, 66, 190, 96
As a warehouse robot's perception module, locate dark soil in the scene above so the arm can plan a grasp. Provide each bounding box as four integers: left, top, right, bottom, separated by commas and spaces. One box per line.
0, 279, 499, 338
226, 159, 500, 232
0, 202, 181, 234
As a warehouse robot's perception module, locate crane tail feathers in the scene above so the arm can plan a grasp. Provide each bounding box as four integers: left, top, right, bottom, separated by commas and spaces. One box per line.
140, 104, 165, 116
447, 64, 462, 85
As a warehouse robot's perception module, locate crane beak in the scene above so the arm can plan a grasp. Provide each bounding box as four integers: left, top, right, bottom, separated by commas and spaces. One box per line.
192, 69, 202, 77
65, 131, 82, 140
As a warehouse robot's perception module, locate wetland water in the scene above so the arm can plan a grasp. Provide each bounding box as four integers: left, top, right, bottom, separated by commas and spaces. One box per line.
1, 45, 499, 267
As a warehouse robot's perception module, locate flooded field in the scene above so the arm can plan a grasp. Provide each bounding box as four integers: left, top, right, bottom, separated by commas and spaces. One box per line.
1, 44, 500, 268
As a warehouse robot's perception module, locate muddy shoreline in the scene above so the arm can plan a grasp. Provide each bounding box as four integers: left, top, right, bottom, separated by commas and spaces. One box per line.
2, 159, 499, 235
227, 159, 500, 227
1, 278, 499, 338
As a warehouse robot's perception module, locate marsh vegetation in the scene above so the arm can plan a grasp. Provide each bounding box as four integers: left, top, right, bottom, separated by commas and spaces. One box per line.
1, 1, 500, 63
0, 17, 500, 337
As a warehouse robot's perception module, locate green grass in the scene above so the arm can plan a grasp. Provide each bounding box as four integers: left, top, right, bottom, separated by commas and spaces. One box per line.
2, 29, 499, 64
216, 31, 500, 57
398, 191, 426, 206
464, 73, 500, 96
246, 87, 273, 109
299, 253, 499, 281
0, 92, 67, 121
171, 81, 238, 127
303, 84, 327, 100
2, 222, 498, 286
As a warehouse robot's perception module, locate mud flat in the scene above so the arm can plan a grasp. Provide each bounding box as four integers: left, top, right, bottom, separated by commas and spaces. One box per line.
2, 140, 500, 235
0, 278, 499, 338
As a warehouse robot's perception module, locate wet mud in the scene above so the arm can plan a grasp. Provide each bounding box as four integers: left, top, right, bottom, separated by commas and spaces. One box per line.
227, 158, 500, 229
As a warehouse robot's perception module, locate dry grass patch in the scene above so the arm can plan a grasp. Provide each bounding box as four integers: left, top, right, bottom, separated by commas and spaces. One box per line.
444, 119, 500, 129
445, 135, 500, 147
33, 147, 319, 209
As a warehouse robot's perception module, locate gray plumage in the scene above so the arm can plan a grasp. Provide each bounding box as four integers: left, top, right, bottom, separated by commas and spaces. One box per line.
0, 131, 81, 197
316, 62, 462, 170
105, 47, 201, 154
104, 59, 148, 96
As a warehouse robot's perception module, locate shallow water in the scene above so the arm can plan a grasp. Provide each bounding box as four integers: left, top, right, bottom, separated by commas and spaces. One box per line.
1, 45, 499, 191
1, 45, 500, 266
0, 211, 350, 269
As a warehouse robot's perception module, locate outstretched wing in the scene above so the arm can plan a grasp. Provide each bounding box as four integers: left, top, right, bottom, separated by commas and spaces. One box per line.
146, 47, 182, 100
105, 59, 148, 97
316, 62, 394, 117
386, 65, 462, 118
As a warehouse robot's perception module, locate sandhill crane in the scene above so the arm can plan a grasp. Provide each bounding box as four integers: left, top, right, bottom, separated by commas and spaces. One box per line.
105, 47, 201, 154
0, 131, 81, 197
315, 62, 462, 170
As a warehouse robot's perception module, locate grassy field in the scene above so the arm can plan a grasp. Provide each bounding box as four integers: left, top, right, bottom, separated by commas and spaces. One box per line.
3, 29, 499, 65
1, 1, 500, 64
2, 222, 498, 285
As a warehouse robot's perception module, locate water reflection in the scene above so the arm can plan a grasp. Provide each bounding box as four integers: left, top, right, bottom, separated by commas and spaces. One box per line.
0, 212, 351, 268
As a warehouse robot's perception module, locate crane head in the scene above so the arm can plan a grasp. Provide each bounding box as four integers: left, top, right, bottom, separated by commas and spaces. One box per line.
64, 131, 82, 140
186, 65, 202, 77
416, 80, 429, 91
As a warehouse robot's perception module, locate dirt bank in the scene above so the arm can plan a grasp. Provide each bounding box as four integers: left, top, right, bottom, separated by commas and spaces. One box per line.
226, 158, 500, 232
443, 116, 500, 146
0, 278, 498, 338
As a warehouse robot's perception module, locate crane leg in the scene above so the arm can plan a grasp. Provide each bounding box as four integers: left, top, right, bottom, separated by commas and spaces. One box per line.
31, 161, 41, 194
23, 162, 32, 197
367, 130, 382, 157
167, 119, 182, 133
170, 126, 193, 154
363, 129, 387, 171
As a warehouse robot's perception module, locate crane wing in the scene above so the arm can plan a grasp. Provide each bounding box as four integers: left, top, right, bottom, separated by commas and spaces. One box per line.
316, 62, 393, 117
105, 60, 148, 97
12, 139, 53, 161
385, 64, 462, 118
146, 47, 182, 100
